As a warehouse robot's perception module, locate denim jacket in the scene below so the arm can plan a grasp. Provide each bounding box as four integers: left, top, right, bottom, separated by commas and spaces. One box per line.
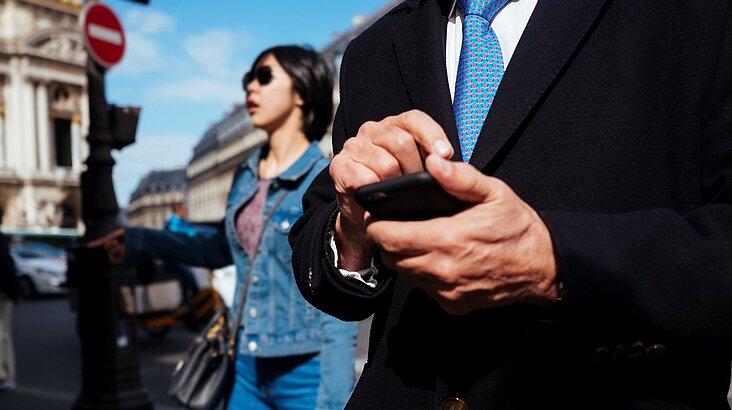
125, 142, 357, 409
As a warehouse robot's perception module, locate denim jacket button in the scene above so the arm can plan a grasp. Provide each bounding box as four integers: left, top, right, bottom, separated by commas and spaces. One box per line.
249, 308, 257, 318
251, 275, 259, 284
280, 220, 290, 230
247, 341, 257, 352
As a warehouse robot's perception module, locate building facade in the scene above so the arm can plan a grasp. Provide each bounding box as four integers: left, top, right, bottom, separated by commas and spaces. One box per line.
126, 168, 187, 229
0, 0, 88, 236
186, 104, 265, 222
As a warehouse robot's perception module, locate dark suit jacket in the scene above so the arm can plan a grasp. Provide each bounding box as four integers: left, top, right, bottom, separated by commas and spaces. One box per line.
290, 0, 732, 408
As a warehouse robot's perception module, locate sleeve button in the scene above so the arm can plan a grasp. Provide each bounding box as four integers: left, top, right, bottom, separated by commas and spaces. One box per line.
612, 344, 627, 360
591, 346, 611, 362
626, 341, 646, 359
645, 343, 666, 359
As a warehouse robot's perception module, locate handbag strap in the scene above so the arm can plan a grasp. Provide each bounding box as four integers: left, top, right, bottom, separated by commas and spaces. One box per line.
230, 189, 289, 344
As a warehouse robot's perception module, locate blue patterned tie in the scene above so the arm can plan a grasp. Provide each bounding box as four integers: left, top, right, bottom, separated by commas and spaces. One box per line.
454, 0, 509, 163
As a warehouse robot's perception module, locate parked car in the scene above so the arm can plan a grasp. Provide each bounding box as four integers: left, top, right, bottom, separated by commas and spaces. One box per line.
10, 241, 68, 298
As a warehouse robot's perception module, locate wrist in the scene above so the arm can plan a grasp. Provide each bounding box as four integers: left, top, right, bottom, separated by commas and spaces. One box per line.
531, 214, 563, 306
334, 212, 374, 270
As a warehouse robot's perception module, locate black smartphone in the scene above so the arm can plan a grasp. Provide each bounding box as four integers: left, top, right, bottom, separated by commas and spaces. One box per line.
354, 172, 465, 221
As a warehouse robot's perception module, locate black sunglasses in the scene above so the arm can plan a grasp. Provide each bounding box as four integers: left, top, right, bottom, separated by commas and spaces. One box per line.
243, 66, 273, 89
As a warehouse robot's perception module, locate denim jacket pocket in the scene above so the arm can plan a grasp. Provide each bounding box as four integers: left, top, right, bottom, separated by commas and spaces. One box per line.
271, 206, 299, 264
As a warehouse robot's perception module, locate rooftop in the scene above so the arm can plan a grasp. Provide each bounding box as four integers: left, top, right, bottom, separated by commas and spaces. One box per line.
191, 103, 252, 162
129, 168, 187, 203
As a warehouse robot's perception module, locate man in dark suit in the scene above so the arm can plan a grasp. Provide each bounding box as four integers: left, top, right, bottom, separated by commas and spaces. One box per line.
290, 0, 732, 408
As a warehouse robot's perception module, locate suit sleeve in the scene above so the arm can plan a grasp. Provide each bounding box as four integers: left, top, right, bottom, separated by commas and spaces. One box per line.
290, 46, 395, 322
541, 6, 732, 352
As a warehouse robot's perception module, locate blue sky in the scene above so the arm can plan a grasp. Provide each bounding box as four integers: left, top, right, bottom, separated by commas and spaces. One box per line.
103, 0, 390, 206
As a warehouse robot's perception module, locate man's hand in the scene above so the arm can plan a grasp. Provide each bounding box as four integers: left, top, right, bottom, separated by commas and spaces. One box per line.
330, 110, 453, 270
366, 154, 559, 315
87, 228, 126, 264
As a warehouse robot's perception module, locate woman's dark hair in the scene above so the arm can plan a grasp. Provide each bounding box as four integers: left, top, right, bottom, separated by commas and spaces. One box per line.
248, 45, 333, 141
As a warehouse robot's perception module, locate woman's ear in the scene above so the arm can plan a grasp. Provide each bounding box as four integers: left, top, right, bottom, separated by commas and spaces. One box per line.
294, 90, 305, 107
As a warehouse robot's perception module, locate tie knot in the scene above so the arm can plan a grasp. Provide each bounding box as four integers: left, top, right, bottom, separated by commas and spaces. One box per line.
458, 0, 509, 21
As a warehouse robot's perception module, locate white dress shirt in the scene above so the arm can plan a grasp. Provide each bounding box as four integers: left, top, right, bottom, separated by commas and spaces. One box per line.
333, 0, 538, 286
446, 0, 538, 100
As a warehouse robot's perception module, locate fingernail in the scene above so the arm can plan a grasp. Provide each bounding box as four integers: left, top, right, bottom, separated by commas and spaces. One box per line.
432, 140, 450, 157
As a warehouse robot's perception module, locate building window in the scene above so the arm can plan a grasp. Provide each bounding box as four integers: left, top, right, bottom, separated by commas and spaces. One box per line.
54, 118, 72, 167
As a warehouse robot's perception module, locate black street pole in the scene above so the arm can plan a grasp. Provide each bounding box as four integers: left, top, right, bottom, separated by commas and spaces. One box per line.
69, 56, 152, 409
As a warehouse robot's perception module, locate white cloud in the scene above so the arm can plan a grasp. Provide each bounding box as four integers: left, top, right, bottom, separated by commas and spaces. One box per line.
113, 32, 166, 75
140, 29, 255, 103
113, 132, 198, 206
124, 9, 175, 36
145, 75, 243, 104
111, 9, 175, 76
183, 29, 238, 77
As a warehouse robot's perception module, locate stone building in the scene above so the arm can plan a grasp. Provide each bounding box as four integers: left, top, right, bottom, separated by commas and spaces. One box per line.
0, 0, 88, 236
186, 103, 265, 222
126, 168, 187, 229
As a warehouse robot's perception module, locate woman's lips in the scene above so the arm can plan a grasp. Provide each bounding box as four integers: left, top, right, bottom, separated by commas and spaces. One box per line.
246, 100, 258, 114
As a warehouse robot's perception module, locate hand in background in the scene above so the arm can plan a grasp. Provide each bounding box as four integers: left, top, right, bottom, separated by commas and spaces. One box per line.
87, 228, 126, 264
366, 154, 559, 315
329, 110, 453, 270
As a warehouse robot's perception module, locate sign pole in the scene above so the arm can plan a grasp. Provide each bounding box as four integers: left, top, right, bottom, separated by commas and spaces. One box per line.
71, 2, 152, 409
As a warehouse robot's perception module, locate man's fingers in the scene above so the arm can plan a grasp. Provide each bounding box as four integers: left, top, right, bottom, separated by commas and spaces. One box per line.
330, 155, 382, 194
352, 112, 442, 177
425, 154, 504, 204
342, 137, 405, 182
384, 110, 453, 159
336, 110, 452, 193
370, 126, 424, 175
366, 217, 454, 258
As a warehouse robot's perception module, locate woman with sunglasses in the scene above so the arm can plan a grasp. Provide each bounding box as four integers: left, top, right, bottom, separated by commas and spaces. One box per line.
90, 45, 357, 409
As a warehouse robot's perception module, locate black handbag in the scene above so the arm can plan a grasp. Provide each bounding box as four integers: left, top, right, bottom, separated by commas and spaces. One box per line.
168, 307, 235, 410
168, 191, 288, 409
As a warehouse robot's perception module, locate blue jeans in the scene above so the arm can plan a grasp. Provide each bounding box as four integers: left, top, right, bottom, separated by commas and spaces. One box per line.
227, 353, 320, 410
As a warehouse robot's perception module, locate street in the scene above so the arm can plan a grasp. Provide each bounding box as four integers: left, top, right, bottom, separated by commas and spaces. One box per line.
0, 295, 370, 410
0, 295, 189, 409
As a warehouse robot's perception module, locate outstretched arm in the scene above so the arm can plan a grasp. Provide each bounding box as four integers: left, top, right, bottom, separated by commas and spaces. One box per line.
89, 221, 232, 269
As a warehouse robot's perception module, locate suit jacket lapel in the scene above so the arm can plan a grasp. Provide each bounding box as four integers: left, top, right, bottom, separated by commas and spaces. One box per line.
469, 0, 611, 171
392, 0, 462, 160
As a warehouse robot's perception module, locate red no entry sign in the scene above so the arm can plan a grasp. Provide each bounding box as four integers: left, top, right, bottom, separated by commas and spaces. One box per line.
80, 2, 125, 68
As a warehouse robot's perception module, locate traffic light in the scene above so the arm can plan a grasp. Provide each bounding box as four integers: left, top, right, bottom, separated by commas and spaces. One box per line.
108, 105, 141, 150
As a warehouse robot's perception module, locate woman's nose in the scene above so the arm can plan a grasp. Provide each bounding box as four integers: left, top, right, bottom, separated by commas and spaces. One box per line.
245, 80, 258, 95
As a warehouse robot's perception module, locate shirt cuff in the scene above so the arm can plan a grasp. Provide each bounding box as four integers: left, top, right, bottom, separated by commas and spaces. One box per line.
327, 228, 378, 289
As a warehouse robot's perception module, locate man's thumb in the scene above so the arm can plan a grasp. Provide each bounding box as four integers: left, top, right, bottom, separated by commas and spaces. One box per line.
425, 154, 497, 204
